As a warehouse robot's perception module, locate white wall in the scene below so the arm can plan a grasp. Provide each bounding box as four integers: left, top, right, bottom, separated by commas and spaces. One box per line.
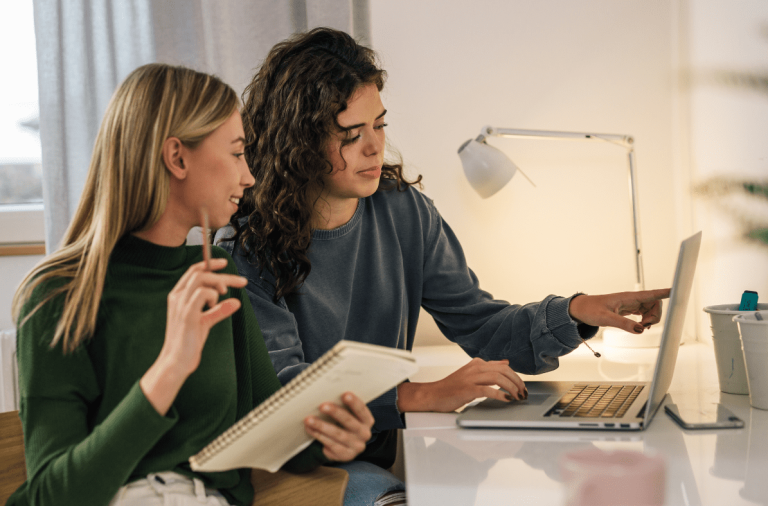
687, 0, 768, 343
369, 0, 690, 345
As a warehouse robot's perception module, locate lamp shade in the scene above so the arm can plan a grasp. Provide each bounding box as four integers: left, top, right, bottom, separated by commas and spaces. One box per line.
458, 139, 517, 198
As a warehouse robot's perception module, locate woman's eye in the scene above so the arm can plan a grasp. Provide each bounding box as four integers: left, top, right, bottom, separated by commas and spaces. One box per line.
234, 152, 245, 158
375, 122, 388, 130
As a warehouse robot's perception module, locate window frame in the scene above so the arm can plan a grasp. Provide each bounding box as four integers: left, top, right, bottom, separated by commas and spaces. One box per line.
0, 203, 45, 256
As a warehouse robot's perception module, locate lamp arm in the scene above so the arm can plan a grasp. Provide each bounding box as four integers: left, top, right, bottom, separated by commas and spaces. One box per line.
479, 126, 634, 148
627, 150, 645, 291
476, 125, 644, 291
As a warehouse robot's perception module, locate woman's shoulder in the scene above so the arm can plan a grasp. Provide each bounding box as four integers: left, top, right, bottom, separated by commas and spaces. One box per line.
370, 182, 443, 247
372, 181, 437, 216
15, 272, 69, 345
212, 226, 276, 290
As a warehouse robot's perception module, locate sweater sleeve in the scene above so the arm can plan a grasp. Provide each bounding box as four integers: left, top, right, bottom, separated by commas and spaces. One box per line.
13, 287, 177, 506
222, 250, 328, 473
216, 234, 309, 386
419, 199, 598, 375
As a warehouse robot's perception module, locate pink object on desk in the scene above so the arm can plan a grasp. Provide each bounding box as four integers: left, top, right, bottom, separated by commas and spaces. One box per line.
559, 447, 665, 506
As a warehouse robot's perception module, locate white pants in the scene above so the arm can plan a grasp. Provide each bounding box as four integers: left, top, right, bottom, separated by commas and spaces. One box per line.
108, 471, 231, 506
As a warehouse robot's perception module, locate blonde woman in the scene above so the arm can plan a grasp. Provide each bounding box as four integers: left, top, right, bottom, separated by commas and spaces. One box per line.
8, 63, 374, 506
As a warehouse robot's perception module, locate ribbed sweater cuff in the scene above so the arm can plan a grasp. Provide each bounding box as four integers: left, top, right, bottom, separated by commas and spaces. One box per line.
121, 381, 179, 442
545, 294, 598, 348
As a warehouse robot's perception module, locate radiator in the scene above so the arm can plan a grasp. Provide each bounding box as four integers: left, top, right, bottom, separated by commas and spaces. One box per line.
0, 328, 19, 413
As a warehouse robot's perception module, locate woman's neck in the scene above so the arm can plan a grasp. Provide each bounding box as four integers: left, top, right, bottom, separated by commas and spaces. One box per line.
132, 203, 191, 247
311, 194, 359, 230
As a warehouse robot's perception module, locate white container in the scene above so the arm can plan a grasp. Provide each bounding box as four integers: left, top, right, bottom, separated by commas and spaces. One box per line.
703, 304, 768, 394
734, 311, 768, 410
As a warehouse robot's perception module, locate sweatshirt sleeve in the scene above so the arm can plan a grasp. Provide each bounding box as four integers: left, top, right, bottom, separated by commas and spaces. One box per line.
419, 198, 598, 375
14, 288, 177, 506
216, 231, 310, 386
223, 250, 328, 473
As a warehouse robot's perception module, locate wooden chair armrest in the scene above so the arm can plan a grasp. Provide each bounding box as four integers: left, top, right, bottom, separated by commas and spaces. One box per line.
0, 411, 26, 505
251, 466, 348, 506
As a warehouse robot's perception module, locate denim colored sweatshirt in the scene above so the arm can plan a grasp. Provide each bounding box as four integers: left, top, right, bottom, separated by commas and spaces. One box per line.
8, 235, 326, 506
216, 184, 597, 439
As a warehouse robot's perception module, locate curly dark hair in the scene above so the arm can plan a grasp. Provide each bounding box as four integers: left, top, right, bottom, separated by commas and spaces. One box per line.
230, 27, 422, 302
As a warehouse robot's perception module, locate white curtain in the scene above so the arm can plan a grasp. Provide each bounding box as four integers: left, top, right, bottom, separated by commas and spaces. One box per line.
33, 0, 371, 251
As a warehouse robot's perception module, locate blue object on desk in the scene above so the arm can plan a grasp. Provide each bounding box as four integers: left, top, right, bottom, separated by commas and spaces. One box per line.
739, 291, 758, 311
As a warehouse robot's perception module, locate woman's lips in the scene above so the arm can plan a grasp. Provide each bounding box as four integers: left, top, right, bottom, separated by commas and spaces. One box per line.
358, 166, 382, 179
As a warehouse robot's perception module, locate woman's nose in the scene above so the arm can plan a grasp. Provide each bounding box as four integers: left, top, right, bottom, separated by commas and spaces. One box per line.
241, 163, 255, 187
364, 128, 383, 156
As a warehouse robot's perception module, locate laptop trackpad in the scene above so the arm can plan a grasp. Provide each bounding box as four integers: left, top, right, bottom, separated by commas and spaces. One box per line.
522, 394, 550, 406
474, 393, 553, 410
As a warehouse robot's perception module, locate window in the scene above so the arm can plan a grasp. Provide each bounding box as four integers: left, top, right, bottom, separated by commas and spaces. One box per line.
0, 0, 44, 246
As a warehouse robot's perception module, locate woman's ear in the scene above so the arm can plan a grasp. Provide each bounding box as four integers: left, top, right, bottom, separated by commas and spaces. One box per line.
162, 137, 188, 180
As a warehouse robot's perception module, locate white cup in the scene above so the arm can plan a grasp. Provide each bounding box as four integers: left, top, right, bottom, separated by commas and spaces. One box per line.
703, 304, 768, 395
734, 311, 768, 410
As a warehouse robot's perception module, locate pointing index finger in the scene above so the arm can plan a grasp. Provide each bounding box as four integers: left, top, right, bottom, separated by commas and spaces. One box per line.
636, 288, 671, 302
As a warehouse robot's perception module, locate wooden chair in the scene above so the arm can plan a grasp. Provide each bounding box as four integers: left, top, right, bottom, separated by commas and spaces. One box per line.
0, 411, 25, 505
0, 410, 348, 506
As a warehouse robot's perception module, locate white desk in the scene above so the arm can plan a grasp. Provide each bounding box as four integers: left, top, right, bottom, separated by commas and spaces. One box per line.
403, 342, 768, 505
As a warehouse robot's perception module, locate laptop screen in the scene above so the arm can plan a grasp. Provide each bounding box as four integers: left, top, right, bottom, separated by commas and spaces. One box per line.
643, 232, 702, 426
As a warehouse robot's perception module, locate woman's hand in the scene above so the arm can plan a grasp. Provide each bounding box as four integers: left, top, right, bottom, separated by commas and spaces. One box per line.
141, 258, 248, 415
397, 358, 527, 413
304, 392, 375, 462
568, 288, 671, 334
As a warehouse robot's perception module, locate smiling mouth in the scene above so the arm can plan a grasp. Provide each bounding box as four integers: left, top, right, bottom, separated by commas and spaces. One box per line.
229, 197, 240, 204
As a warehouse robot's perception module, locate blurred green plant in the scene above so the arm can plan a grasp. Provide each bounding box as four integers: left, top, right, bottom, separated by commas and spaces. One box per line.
695, 179, 768, 247
744, 182, 768, 245
692, 29, 768, 247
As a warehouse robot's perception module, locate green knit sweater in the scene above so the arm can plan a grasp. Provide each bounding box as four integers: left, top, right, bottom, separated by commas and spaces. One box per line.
8, 234, 327, 506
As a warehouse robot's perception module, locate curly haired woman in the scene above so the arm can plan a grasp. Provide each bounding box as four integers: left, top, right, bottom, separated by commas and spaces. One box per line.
216, 27, 670, 506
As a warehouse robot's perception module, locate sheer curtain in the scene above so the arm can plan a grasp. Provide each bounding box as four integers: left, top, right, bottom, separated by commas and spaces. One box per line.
33, 0, 371, 251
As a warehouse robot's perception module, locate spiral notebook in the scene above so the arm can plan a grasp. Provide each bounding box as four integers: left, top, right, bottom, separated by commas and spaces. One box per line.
189, 340, 419, 473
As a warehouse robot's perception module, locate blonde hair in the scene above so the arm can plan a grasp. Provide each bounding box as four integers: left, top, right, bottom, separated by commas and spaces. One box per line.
12, 63, 238, 353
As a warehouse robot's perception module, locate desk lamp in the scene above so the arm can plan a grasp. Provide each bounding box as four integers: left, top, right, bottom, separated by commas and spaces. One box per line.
458, 125, 662, 348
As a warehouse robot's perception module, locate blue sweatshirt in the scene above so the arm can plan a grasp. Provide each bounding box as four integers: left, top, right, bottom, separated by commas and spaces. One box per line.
216, 184, 597, 437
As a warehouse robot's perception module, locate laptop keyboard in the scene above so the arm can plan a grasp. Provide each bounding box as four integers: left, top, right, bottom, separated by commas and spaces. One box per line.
544, 384, 645, 418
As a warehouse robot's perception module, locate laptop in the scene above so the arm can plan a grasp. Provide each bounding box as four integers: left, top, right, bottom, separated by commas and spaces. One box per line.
456, 231, 702, 431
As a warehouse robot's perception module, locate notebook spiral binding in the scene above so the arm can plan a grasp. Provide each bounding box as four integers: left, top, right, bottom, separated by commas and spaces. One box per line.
190, 347, 344, 468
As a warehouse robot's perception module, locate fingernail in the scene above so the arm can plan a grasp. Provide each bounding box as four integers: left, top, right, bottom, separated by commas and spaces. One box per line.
307, 417, 316, 426
524, 388, 529, 399
344, 393, 353, 402
634, 325, 644, 333
321, 404, 332, 413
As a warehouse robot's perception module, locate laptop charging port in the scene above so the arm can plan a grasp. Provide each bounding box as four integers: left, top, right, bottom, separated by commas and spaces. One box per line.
620, 424, 630, 428
604, 423, 615, 427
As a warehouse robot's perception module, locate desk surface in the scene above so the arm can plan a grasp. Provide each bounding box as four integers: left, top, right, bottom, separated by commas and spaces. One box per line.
404, 342, 767, 506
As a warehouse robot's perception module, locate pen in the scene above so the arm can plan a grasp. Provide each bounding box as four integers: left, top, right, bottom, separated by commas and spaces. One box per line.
200, 208, 211, 271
